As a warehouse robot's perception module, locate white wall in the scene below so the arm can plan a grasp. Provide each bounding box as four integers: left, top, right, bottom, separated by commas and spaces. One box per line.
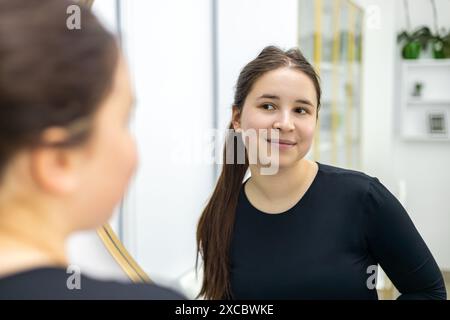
349, 0, 396, 190
67, 229, 129, 281
395, 0, 450, 36
217, 0, 299, 132
355, 0, 450, 270
120, 0, 214, 286
393, 0, 450, 270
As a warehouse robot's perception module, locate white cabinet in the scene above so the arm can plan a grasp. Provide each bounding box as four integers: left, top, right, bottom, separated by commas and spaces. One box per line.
399, 60, 450, 141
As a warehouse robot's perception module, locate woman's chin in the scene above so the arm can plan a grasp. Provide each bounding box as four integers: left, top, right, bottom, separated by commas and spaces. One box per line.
252, 156, 299, 174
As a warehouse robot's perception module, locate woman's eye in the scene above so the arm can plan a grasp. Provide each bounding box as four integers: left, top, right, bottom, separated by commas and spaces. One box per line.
262, 103, 275, 110
295, 107, 307, 114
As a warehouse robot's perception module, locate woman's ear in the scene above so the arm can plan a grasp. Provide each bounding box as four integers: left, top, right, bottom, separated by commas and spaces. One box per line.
232, 106, 241, 132
29, 127, 81, 195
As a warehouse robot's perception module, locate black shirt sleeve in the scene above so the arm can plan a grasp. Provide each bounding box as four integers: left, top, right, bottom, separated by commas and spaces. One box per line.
364, 178, 446, 300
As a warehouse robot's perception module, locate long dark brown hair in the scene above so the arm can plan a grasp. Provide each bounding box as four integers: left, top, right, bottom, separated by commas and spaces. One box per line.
196, 46, 322, 299
0, 0, 118, 178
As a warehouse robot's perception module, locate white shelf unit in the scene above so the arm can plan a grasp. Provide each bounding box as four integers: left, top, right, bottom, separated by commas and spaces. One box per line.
399, 59, 450, 141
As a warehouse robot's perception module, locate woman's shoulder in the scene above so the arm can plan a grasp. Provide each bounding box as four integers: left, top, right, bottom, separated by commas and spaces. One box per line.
317, 162, 398, 207
316, 162, 384, 200
317, 162, 378, 186
0, 267, 185, 300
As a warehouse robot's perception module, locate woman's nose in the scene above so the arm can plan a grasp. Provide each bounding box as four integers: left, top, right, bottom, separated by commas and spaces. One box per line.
273, 110, 295, 131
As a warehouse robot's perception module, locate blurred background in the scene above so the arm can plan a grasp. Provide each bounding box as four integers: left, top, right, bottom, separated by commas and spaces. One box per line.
68, 0, 450, 299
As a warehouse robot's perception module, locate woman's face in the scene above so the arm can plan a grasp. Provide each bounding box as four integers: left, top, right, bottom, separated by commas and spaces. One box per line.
233, 67, 318, 171
73, 55, 138, 229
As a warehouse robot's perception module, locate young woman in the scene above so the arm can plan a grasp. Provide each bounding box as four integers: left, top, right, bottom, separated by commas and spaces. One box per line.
0, 0, 183, 299
196, 46, 446, 300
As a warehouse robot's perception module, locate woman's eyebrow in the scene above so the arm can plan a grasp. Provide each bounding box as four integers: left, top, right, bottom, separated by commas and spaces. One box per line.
295, 98, 314, 107
257, 94, 280, 100
257, 94, 314, 107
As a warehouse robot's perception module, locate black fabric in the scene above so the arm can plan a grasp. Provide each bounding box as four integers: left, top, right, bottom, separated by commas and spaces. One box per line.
0, 267, 185, 300
230, 162, 446, 300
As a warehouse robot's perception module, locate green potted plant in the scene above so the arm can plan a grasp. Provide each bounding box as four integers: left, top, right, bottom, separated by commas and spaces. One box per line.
397, 0, 450, 60
431, 34, 445, 59
397, 26, 433, 59
429, 28, 450, 59
443, 31, 450, 58
397, 0, 432, 59
429, 0, 450, 59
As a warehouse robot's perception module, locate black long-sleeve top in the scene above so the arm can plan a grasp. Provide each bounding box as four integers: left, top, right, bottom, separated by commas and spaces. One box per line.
230, 162, 446, 299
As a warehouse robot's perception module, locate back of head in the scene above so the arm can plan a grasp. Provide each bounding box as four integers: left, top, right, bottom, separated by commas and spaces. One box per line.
0, 0, 119, 178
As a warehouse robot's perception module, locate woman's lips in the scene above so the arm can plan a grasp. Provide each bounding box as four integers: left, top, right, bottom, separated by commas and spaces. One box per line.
266, 138, 297, 149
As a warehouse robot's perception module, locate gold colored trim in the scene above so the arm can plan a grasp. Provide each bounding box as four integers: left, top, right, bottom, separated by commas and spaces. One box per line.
97, 224, 151, 283
346, 2, 355, 168
355, 7, 364, 170
331, 0, 341, 165
313, 0, 322, 72
313, 0, 322, 161
443, 270, 450, 283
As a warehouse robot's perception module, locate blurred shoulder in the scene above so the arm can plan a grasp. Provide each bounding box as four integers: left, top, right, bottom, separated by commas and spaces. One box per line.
0, 267, 186, 300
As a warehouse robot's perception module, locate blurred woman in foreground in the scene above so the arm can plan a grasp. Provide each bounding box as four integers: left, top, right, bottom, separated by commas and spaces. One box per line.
0, 0, 183, 299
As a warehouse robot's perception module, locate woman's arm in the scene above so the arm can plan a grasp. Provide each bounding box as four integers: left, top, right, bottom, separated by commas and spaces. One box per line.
364, 178, 446, 300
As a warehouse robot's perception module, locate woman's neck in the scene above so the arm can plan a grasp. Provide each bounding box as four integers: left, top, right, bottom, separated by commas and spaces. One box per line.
247, 158, 316, 202
0, 201, 69, 277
